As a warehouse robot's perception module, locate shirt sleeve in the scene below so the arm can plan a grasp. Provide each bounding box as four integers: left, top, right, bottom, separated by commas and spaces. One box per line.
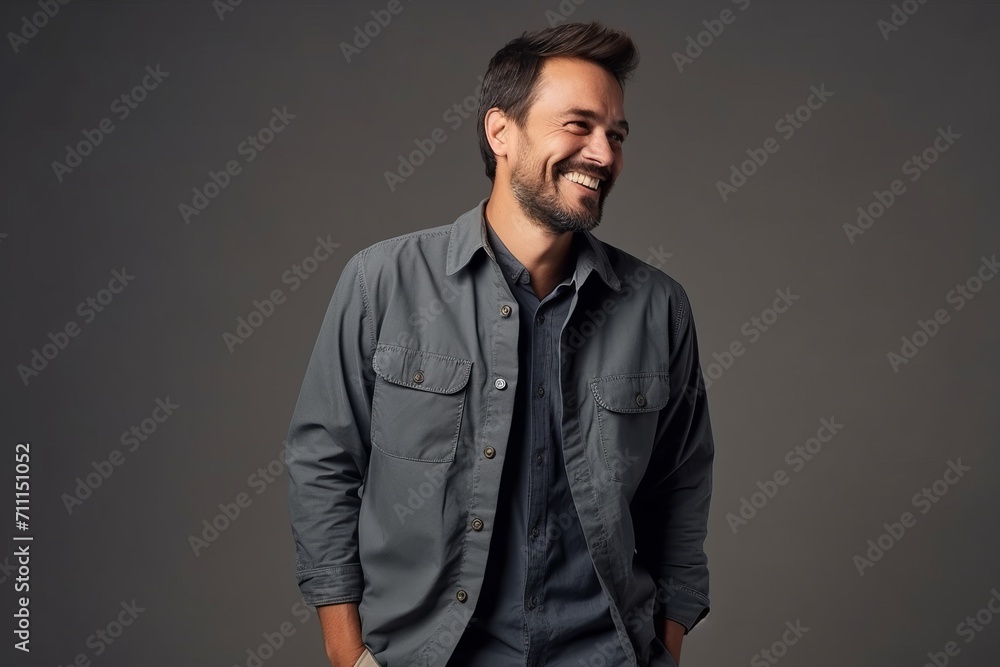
633, 282, 715, 633
286, 249, 375, 606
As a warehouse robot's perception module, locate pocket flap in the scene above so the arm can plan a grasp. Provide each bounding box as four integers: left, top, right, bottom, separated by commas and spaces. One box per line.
590, 371, 669, 413
373, 344, 472, 394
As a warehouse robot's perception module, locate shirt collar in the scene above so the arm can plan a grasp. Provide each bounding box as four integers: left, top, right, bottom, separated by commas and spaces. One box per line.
445, 196, 622, 293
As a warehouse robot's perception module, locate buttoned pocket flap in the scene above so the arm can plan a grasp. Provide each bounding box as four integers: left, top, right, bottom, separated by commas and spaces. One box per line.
373, 344, 472, 394
590, 371, 669, 413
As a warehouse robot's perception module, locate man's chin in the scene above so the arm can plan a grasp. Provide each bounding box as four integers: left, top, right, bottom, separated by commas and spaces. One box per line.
565, 193, 603, 222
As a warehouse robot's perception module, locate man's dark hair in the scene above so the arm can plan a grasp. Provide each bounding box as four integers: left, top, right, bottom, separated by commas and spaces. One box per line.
477, 21, 640, 183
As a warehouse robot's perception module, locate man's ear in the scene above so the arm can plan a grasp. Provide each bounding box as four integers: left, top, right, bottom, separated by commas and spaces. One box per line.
484, 107, 511, 159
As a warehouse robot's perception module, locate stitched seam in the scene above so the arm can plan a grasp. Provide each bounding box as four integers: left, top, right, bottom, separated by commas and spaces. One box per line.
590, 372, 670, 412
295, 563, 361, 577
670, 583, 710, 605
369, 440, 456, 463
594, 402, 626, 484
357, 248, 377, 354
673, 283, 689, 341
366, 229, 451, 254
372, 344, 474, 393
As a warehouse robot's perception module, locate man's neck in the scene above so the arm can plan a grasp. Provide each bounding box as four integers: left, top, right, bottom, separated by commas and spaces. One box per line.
484, 193, 575, 300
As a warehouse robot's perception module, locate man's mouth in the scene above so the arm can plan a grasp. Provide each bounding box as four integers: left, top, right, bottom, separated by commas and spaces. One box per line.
560, 170, 602, 192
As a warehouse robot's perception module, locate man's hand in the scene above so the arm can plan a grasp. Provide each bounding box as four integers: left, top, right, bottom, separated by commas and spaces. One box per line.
317, 602, 367, 667
664, 618, 685, 665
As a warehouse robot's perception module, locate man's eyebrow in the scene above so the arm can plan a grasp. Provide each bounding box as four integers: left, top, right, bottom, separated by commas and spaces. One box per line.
560, 108, 629, 135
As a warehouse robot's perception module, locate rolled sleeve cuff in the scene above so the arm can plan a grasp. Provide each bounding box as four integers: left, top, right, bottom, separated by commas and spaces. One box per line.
663, 584, 710, 633
296, 563, 364, 606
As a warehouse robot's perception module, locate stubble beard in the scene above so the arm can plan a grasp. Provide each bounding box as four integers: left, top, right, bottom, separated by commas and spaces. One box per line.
509, 146, 612, 235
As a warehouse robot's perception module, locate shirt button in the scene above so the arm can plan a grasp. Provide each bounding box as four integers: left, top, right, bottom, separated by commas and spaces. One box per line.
536, 453, 543, 465
494, 377, 507, 390
526, 596, 538, 609
457, 590, 468, 603
537, 313, 545, 324
531, 525, 540, 538
412, 371, 424, 384
536, 385, 544, 397
635, 393, 646, 407
484, 446, 496, 459
500, 304, 512, 317
471, 517, 484, 531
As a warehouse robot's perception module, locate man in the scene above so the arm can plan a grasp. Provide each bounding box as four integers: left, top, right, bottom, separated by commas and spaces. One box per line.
286, 21, 714, 667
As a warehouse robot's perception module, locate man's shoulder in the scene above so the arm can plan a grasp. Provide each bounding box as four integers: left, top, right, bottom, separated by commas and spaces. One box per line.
359, 222, 453, 260
590, 233, 690, 301
336, 218, 454, 283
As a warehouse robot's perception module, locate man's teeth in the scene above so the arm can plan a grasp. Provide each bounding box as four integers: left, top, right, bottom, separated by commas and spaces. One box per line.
562, 171, 600, 190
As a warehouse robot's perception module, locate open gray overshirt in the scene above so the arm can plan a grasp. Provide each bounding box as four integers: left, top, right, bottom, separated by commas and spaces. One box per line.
286, 197, 715, 667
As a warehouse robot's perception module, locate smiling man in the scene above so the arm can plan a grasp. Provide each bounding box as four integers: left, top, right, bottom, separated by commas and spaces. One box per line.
286, 21, 715, 667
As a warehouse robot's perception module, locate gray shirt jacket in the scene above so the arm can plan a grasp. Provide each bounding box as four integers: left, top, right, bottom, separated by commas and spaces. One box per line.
286, 197, 715, 667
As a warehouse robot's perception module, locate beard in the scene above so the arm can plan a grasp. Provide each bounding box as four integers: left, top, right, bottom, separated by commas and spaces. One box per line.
509, 144, 613, 234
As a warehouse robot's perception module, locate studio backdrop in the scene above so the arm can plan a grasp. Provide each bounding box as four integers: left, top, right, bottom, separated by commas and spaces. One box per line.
1, 1, 998, 666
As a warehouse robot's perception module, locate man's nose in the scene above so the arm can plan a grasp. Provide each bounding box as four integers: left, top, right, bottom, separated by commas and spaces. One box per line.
581, 133, 616, 172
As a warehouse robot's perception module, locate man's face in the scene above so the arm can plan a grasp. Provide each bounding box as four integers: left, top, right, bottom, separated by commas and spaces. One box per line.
506, 56, 628, 234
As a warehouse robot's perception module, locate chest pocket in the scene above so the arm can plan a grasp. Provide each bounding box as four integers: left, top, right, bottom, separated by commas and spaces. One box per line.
371, 343, 473, 463
590, 371, 669, 484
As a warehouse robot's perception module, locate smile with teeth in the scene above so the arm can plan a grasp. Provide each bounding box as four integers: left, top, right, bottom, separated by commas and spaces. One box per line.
561, 171, 601, 191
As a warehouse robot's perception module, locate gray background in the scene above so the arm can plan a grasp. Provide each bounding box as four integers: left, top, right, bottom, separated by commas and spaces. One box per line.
2, 0, 999, 665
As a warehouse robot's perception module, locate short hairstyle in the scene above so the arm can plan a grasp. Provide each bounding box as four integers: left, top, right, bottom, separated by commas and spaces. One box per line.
477, 21, 640, 182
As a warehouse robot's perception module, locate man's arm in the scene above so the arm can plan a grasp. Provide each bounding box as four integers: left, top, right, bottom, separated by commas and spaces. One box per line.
318, 603, 366, 667
286, 250, 376, 665
664, 618, 686, 664
634, 283, 715, 651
